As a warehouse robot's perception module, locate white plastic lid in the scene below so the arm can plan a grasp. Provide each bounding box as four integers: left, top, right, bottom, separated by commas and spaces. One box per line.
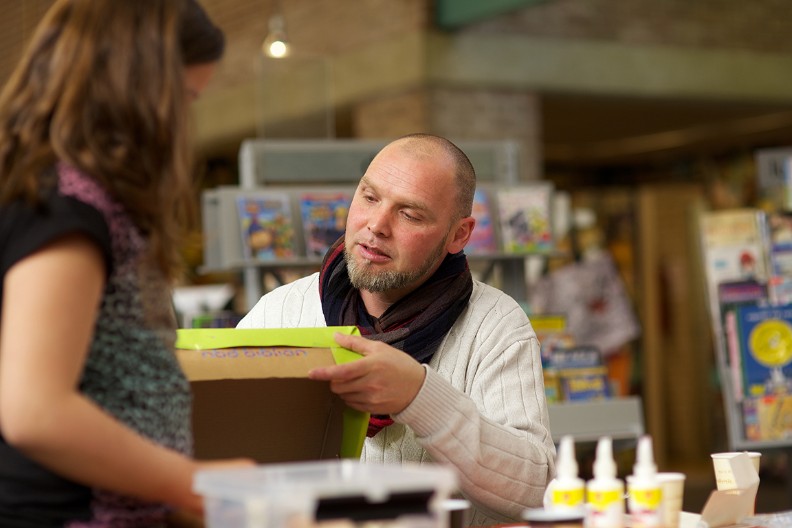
556, 435, 579, 479
194, 459, 458, 504
593, 436, 616, 480
633, 435, 658, 479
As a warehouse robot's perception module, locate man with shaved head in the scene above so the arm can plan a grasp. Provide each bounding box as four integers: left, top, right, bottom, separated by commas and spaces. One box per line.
238, 133, 555, 526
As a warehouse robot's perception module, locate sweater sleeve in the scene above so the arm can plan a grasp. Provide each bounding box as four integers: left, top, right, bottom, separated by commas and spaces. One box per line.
392, 284, 556, 522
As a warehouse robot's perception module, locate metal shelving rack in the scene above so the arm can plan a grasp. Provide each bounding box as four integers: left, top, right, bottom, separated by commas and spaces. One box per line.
696, 153, 792, 493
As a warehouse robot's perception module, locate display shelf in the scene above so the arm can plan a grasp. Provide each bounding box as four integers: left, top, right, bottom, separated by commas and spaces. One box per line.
200, 251, 567, 275
547, 397, 644, 444
718, 371, 792, 452
696, 199, 792, 502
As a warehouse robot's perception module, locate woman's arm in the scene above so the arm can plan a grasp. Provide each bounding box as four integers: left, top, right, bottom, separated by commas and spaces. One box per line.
0, 234, 246, 514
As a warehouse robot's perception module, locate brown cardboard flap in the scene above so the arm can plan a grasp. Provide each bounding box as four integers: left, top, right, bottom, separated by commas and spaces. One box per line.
190, 378, 344, 463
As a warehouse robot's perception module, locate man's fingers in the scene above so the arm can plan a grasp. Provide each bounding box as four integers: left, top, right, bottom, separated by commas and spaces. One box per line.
309, 334, 377, 381
333, 332, 376, 356
308, 364, 343, 381
308, 359, 364, 381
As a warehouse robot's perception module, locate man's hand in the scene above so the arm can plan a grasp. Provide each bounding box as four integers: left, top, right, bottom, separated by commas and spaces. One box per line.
307, 333, 426, 415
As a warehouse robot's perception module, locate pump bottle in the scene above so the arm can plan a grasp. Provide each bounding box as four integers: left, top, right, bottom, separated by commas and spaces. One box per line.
544, 435, 585, 514
627, 435, 662, 527
585, 436, 624, 528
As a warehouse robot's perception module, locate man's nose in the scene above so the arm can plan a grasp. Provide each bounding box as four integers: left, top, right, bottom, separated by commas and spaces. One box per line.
367, 207, 391, 237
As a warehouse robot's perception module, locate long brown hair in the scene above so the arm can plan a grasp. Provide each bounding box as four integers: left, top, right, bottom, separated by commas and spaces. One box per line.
0, 0, 220, 281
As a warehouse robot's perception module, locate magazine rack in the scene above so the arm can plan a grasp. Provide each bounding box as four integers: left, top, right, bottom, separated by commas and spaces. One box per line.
697, 201, 792, 495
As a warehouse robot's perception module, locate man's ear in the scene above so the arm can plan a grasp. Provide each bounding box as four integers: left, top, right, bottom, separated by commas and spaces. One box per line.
447, 216, 476, 254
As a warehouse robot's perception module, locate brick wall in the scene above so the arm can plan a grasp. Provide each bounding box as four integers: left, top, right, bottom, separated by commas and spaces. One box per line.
201, 0, 430, 94
428, 88, 542, 181
467, 0, 792, 54
352, 88, 542, 180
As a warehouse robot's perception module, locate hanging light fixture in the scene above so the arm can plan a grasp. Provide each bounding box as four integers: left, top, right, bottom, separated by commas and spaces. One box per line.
262, 11, 289, 58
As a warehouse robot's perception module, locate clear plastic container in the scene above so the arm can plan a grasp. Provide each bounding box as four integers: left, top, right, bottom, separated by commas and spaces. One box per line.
194, 459, 458, 528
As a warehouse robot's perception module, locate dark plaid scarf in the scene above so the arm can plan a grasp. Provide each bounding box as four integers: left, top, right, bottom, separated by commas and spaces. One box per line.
319, 236, 473, 436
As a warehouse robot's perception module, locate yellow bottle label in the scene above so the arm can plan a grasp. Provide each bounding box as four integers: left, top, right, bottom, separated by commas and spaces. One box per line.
587, 489, 622, 510
551, 487, 584, 507
631, 488, 662, 509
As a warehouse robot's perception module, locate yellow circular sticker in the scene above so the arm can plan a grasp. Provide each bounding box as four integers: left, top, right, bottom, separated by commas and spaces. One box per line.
749, 319, 792, 368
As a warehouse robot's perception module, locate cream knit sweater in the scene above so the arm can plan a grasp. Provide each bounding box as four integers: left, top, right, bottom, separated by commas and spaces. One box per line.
237, 273, 556, 526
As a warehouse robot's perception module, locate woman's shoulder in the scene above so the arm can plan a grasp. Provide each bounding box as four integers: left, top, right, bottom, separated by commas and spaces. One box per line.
55, 163, 118, 215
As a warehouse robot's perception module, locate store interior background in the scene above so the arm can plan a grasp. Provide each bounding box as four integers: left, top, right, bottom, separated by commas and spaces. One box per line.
4, 0, 792, 514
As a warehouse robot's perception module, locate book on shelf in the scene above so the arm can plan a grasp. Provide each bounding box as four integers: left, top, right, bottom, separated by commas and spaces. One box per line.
700, 209, 770, 325
298, 190, 352, 258
735, 303, 792, 399
754, 147, 792, 212
530, 313, 575, 364
725, 310, 744, 401
548, 345, 610, 402
466, 187, 498, 255
236, 192, 296, 261
496, 184, 554, 253
529, 313, 575, 404
768, 212, 792, 274
767, 212, 792, 305
743, 393, 792, 441
717, 280, 769, 402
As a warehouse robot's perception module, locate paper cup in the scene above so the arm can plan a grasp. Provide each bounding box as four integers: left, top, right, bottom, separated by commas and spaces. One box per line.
710, 452, 761, 490
626, 474, 681, 527
656, 472, 685, 528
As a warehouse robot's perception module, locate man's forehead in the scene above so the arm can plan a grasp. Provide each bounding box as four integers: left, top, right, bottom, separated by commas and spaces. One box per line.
358, 161, 448, 214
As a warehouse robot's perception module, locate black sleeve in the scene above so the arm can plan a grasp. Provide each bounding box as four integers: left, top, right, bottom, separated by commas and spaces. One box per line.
0, 194, 113, 282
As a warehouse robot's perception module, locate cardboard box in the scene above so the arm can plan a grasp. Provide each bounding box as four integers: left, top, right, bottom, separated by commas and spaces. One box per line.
175, 327, 368, 464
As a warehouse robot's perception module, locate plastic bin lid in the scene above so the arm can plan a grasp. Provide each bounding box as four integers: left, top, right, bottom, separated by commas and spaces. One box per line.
194, 459, 457, 503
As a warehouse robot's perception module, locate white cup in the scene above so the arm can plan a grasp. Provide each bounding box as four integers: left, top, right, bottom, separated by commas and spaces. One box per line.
656, 472, 685, 528
626, 473, 685, 528
710, 452, 761, 490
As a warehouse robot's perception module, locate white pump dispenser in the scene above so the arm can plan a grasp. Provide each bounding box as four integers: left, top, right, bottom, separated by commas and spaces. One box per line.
627, 435, 662, 527
584, 436, 624, 528
543, 435, 585, 513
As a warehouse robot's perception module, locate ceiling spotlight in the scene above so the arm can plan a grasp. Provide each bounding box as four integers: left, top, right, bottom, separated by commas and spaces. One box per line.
262, 13, 289, 58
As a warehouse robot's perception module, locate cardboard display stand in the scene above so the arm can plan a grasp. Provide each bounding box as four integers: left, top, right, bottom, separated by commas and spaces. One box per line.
175, 326, 368, 464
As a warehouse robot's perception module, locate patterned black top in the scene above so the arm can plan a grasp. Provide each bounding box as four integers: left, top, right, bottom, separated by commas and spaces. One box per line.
0, 164, 192, 527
